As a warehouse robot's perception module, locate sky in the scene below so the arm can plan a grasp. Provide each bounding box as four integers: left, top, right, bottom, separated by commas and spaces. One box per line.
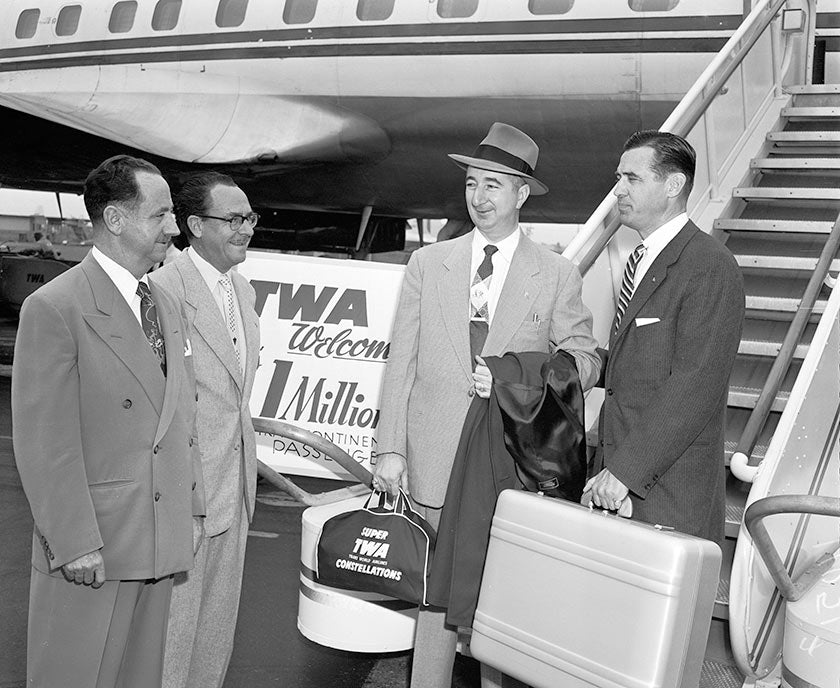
0, 187, 89, 219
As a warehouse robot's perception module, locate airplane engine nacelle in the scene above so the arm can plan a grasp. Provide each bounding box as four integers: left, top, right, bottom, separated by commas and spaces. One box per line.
0, 64, 390, 165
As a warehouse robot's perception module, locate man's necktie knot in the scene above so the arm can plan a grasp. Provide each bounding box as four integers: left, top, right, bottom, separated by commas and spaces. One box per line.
613, 242, 646, 333
136, 281, 167, 376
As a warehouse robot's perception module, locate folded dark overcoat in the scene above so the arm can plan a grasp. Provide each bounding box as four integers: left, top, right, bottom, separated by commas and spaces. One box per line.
426, 350, 585, 627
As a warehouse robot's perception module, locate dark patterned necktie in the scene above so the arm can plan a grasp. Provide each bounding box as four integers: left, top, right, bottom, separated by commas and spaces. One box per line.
613, 243, 646, 333
469, 244, 499, 365
136, 281, 167, 376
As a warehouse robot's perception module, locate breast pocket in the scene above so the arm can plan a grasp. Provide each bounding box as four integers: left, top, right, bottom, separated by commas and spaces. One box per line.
623, 318, 673, 383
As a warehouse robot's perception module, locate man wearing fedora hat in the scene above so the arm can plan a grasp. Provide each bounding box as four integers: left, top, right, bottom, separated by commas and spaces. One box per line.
373, 122, 600, 687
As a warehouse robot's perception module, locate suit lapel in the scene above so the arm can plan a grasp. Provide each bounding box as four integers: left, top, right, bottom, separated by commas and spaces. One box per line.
151, 282, 182, 445
80, 255, 165, 413
177, 253, 243, 391
485, 234, 539, 355
439, 234, 473, 380
612, 222, 698, 345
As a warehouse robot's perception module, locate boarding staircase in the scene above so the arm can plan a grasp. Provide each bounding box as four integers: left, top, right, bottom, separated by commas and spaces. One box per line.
711, 83, 840, 686
564, 1, 840, 685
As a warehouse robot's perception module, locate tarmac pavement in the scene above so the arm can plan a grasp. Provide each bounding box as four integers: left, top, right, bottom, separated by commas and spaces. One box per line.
0, 370, 481, 688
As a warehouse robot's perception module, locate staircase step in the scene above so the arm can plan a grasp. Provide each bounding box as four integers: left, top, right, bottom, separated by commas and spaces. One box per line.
724, 494, 747, 539
733, 186, 840, 201
737, 338, 809, 358
745, 294, 827, 313
728, 385, 789, 412
788, 84, 840, 94
782, 106, 840, 118
768, 130, 840, 144
699, 660, 745, 688
714, 218, 834, 233
751, 157, 840, 170
765, 144, 840, 156
734, 254, 840, 271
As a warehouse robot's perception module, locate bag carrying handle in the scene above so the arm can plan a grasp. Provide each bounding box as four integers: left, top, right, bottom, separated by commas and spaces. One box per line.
365, 488, 415, 516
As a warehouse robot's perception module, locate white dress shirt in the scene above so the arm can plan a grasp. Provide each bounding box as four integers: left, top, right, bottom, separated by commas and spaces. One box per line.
185, 247, 246, 370
469, 227, 521, 324
633, 212, 688, 289
91, 246, 146, 326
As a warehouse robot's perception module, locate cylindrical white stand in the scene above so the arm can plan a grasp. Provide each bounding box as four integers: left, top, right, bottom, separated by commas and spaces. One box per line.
298, 495, 418, 652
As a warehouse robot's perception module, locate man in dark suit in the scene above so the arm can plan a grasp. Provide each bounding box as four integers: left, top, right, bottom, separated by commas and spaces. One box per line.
12, 155, 205, 688
152, 172, 260, 688
374, 123, 600, 688
586, 130, 745, 544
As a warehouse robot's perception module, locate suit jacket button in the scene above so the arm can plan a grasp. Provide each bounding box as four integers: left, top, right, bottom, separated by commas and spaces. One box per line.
606, 388, 614, 396
189, 437, 194, 447
195, 393, 199, 402
153, 445, 159, 454
192, 481, 196, 491
49, 553, 54, 560
122, 399, 132, 409
468, 388, 475, 397
154, 491, 161, 502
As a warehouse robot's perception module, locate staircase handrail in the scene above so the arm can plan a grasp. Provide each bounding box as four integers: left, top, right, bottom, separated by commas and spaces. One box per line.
252, 417, 374, 507
562, 0, 790, 275
730, 211, 840, 482
744, 495, 840, 601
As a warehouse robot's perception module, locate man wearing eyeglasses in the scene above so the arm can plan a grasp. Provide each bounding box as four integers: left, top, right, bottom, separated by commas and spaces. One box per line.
151, 172, 260, 688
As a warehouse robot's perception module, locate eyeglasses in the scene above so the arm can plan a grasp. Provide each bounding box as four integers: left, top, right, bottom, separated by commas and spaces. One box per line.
196, 212, 259, 231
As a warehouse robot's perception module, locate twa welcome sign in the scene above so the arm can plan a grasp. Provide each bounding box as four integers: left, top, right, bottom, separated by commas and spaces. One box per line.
239, 251, 405, 480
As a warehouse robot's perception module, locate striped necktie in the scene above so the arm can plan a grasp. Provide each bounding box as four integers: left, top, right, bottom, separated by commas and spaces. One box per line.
613, 243, 646, 333
219, 273, 242, 374
469, 244, 498, 365
136, 281, 166, 376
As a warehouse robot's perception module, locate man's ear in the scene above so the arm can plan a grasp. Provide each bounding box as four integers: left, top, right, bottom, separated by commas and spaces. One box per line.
187, 215, 203, 238
102, 205, 123, 236
516, 182, 531, 209
666, 172, 687, 199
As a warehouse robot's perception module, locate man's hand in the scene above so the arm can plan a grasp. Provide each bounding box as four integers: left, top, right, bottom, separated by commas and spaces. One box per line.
583, 468, 629, 511
193, 516, 205, 555
372, 453, 409, 497
62, 550, 105, 588
472, 356, 493, 399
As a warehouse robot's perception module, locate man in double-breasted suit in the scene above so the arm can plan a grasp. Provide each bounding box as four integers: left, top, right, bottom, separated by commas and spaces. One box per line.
374, 123, 600, 688
152, 172, 260, 688
587, 131, 745, 544
13, 155, 205, 688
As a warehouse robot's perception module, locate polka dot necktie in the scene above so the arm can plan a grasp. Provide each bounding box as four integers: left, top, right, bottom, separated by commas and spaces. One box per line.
219, 273, 242, 374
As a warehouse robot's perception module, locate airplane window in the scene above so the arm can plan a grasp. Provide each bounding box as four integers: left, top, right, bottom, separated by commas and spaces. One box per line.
437, 0, 478, 19
109, 1, 137, 33
216, 0, 248, 28
56, 5, 82, 36
15, 9, 40, 39
152, 0, 181, 31
283, 0, 317, 25
528, 0, 573, 14
357, 0, 394, 21
628, 0, 678, 10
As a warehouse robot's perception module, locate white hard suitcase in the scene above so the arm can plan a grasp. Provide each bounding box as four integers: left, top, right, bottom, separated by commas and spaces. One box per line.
470, 490, 721, 688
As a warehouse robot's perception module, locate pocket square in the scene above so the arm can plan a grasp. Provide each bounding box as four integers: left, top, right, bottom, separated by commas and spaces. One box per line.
184, 338, 193, 357
635, 317, 661, 327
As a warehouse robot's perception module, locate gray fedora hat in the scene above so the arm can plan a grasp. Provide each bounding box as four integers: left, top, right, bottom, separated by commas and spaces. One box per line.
448, 122, 548, 195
